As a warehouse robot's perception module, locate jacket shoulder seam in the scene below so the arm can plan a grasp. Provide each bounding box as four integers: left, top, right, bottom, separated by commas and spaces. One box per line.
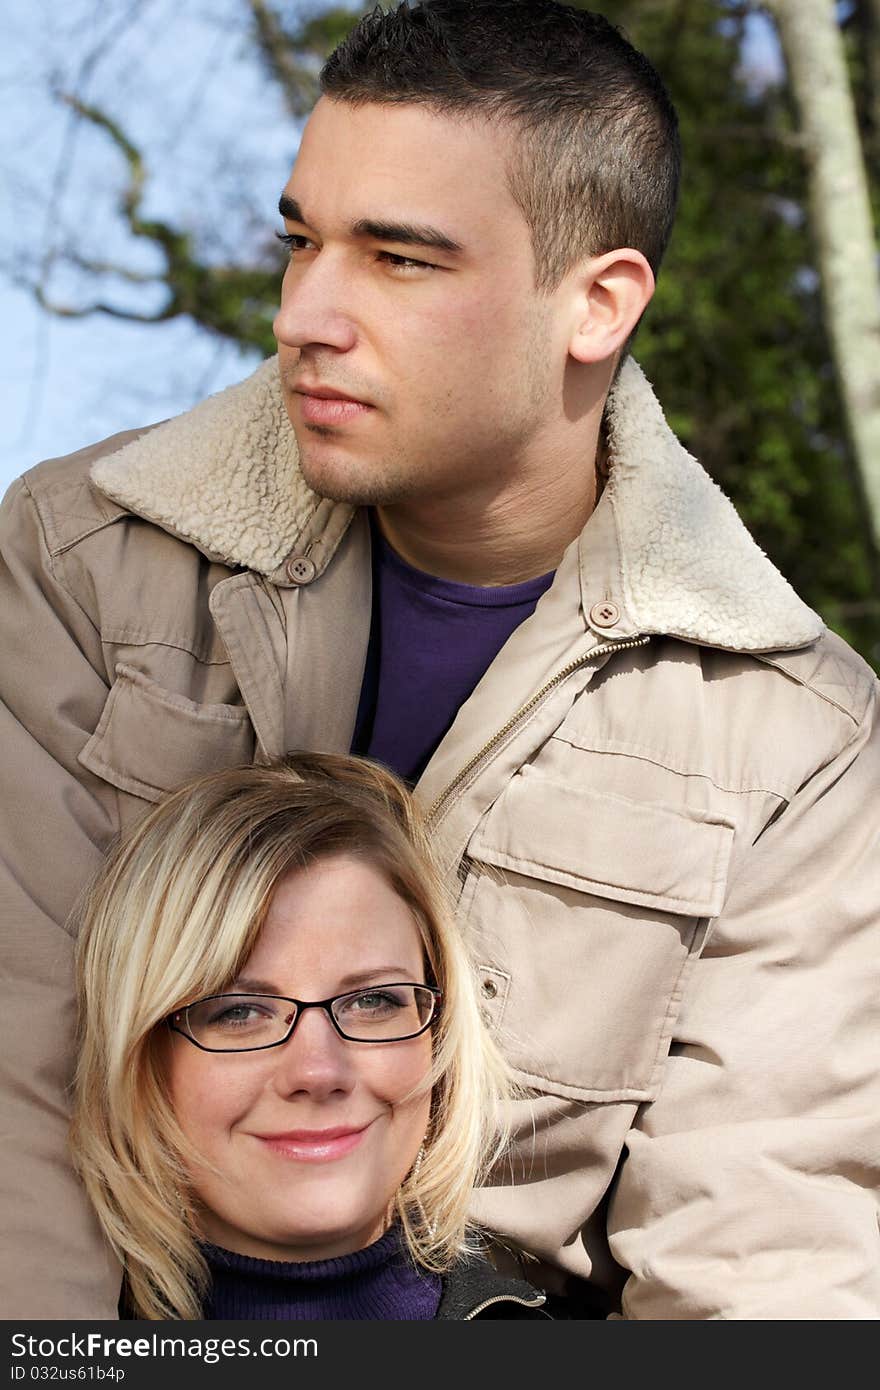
53, 513, 127, 557
754, 651, 876, 728
16, 481, 104, 643
22, 471, 127, 559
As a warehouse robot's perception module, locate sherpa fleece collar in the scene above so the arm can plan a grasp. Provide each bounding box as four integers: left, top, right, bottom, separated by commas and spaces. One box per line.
91, 354, 822, 654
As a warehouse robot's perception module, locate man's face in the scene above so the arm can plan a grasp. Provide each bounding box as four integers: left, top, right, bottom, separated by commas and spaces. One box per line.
274, 98, 571, 510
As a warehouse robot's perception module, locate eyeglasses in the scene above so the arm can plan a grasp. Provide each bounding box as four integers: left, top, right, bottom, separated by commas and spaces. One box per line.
168, 983, 442, 1052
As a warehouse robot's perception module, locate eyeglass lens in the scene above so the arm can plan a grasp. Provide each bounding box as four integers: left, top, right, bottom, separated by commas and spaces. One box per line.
183, 984, 437, 1050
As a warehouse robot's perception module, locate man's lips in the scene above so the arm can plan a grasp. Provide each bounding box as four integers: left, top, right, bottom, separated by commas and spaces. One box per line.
294, 383, 368, 403
293, 382, 374, 426
252, 1123, 373, 1163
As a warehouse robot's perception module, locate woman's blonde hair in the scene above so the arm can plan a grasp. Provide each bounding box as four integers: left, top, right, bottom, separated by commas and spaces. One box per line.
71, 751, 510, 1320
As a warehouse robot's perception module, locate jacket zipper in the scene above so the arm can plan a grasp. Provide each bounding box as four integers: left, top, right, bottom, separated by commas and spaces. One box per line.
425, 635, 650, 825
464, 1292, 548, 1320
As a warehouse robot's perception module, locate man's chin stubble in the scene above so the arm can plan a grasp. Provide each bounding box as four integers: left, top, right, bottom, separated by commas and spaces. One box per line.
296, 441, 418, 509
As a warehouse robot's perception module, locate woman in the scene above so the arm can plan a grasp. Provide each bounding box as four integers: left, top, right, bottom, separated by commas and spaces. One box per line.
70, 751, 546, 1321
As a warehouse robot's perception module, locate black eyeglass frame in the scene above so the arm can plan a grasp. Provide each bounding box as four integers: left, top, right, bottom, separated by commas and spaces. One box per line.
167, 983, 442, 1053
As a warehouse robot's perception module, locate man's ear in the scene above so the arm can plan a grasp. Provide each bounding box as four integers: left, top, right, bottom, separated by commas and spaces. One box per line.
567, 249, 655, 365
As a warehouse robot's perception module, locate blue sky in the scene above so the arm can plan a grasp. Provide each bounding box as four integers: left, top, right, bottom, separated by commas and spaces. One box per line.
0, 0, 300, 493
0, 1, 783, 497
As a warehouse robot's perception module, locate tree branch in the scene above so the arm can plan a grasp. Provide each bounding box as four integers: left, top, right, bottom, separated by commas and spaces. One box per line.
32, 282, 177, 324
248, 0, 320, 118
32, 95, 282, 351
64, 252, 160, 284
58, 92, 146, 222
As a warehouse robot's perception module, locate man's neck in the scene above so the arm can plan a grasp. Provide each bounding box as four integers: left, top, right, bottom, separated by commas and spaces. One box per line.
376, 425, 606, 587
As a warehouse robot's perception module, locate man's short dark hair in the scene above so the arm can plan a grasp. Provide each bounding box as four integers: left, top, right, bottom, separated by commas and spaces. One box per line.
320, 0, 681, 291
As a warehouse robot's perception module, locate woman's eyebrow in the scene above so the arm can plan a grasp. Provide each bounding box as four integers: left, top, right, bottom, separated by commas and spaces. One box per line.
336, 967, 421, 989
229, 976, 280, 995
230, 969, 418, 996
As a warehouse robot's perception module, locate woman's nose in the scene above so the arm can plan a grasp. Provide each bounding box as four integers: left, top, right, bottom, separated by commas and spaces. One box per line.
269, 1005, 356, 1099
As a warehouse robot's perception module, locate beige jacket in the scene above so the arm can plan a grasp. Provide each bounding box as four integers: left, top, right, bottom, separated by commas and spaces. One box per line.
1, 357, 877, 1320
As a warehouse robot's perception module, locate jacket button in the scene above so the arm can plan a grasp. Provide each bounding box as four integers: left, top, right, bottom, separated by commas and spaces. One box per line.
285, 555, 316, 585
589, 600, 620, 628
481, 978, 498, 999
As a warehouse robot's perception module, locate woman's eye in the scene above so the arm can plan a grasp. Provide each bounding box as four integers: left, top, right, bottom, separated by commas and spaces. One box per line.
345, 989, 404, 1016
206, 1003, 271, 1028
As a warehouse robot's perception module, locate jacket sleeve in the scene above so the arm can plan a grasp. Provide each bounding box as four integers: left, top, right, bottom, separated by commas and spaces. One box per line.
0, 477, 122, 1318
607, 677, 880, 1319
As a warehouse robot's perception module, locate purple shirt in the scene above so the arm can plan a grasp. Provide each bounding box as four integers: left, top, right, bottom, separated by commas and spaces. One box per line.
353, 520, 554, 784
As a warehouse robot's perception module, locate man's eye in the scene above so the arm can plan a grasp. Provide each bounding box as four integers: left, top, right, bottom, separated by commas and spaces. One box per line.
274, 233, 434, 273
378, 251, 436, 272
275, 231, 314, 254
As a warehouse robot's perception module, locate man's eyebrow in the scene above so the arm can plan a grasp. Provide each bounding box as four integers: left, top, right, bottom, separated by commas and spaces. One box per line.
350, 217, 464, 255
278, 193, 463, 256
278, 192, 306, 223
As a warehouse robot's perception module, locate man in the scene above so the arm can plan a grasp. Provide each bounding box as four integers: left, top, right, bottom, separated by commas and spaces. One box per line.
1, 0, 877, 1319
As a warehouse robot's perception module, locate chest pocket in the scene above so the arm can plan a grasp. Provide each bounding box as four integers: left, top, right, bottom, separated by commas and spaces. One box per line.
78, 663, 256, 803
459, 766, 734, 1103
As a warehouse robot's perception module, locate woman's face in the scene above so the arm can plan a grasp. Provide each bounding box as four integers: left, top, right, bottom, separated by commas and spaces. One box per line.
166, 853, 434, 1262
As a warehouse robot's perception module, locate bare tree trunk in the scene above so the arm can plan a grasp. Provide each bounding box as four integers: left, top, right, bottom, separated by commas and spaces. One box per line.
764, 0, 880, 551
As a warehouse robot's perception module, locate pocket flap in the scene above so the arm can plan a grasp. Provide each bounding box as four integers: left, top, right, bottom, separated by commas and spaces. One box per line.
79, 664, 255, 802
470, 767, 734, 919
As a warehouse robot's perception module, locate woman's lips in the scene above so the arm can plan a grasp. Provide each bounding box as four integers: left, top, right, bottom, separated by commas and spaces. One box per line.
296, 392, 373, 427
255, 1125, 371, 1163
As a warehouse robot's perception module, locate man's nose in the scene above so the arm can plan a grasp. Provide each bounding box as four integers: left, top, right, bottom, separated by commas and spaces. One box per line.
270, 1005, 356, 1099
273, 254, 358, 354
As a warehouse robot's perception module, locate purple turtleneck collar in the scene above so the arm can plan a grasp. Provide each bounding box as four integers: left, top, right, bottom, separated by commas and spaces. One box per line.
201, 1224, 442, 1320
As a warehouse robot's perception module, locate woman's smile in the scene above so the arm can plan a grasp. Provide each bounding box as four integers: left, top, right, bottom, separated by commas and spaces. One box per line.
252, 1121, 376, 1162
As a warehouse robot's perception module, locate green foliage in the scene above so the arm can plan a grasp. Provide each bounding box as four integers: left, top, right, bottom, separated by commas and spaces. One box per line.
295, 5, 369, 56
